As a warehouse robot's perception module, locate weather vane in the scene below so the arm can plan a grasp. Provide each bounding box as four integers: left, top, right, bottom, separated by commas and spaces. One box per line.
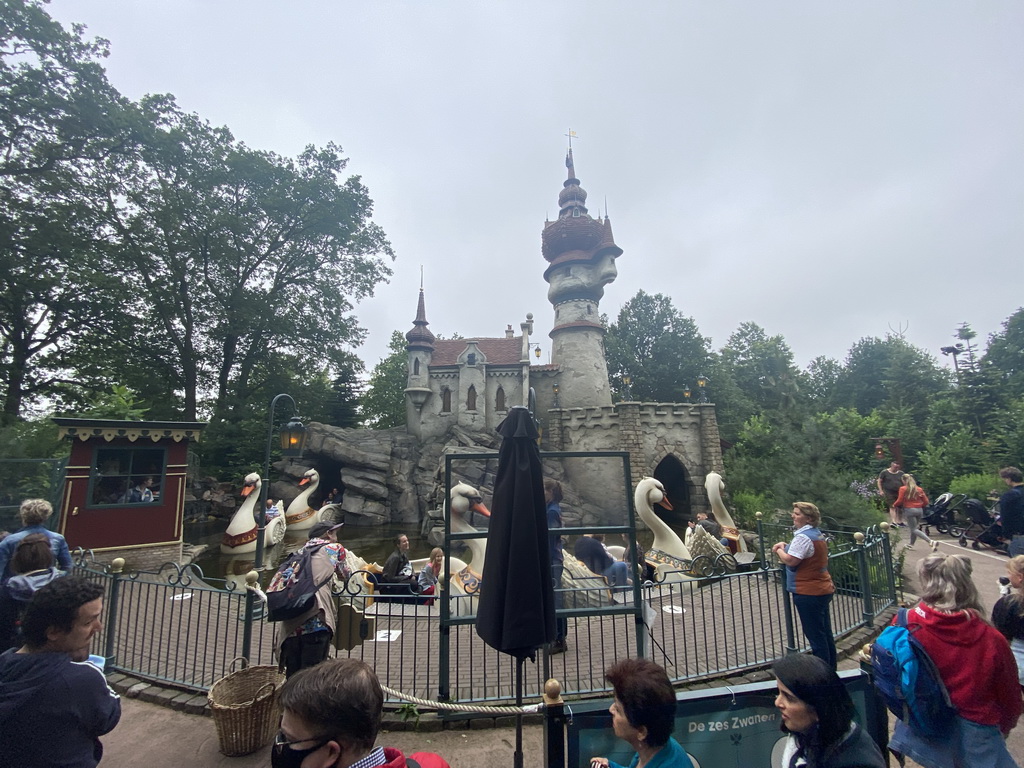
564, 129, 578, 150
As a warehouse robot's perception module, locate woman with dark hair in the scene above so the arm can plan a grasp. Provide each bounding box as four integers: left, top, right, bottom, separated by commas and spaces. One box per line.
773, 654, 885, 768
0, 533, 64, 650
772, 502, 837, 669
589, 658, 689, 768
888, 553, 1021, 767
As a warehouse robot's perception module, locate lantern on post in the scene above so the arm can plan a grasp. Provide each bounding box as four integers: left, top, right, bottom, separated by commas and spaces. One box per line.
696, 373, 709, 403
280, 418, 307, 457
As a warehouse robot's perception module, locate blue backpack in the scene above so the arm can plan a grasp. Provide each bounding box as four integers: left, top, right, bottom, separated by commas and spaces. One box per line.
870, 608, 957, 738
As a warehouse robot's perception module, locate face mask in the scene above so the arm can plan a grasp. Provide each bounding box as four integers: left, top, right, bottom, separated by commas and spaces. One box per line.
271, 733, 329, 768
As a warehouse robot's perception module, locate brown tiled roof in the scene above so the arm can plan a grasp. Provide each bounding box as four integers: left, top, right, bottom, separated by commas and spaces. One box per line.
430, 337, 523, 366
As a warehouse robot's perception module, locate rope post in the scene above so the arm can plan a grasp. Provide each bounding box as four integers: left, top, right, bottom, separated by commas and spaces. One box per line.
103, 557, 125, 666
241, 570, 259, 663
854, 532, 874, 627
543, 678, 566, 768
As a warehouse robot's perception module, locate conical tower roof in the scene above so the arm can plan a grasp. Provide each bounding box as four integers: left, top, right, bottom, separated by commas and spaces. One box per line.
405, 287, 435, 350
541, 148, 622, 278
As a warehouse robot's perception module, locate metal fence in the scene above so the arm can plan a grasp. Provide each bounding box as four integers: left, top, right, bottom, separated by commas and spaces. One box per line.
73, 521, 896, 704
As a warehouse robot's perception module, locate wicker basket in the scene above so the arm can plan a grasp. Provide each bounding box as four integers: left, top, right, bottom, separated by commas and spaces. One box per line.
208, 659, 286, 756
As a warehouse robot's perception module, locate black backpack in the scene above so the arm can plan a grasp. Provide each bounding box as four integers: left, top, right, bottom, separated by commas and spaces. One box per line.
265, 544, 334, 622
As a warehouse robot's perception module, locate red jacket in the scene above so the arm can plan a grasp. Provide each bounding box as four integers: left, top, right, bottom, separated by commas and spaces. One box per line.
894, 486, 929, 509
900, 603, 1021, 734
380, 747, 451, 768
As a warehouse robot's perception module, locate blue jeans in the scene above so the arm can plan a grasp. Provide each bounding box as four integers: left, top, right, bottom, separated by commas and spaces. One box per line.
792, 592, 836, 669
603, 561, 630, 591
890, 716, 1019, 768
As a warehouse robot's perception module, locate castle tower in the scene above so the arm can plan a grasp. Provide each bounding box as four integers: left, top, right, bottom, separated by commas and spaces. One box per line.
542, 148, 622, 409
404, 286, 435, 437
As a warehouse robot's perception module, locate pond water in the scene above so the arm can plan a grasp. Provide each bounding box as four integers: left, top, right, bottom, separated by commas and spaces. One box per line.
185, 519, 439, 585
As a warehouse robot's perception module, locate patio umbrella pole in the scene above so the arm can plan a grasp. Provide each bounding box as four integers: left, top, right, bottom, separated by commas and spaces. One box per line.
514, 656, 524, 768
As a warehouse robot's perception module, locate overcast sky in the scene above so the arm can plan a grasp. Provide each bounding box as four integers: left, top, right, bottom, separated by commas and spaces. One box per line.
47, 1, 1024, 378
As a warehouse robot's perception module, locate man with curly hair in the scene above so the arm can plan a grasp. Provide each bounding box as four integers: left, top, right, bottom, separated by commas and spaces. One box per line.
0, 576, 120, 767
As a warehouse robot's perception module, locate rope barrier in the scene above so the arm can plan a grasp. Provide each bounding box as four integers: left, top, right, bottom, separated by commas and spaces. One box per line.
380, 685, 541, 715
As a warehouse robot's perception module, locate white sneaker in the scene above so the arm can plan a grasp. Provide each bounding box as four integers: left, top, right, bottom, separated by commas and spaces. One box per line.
931, 541, 940, 551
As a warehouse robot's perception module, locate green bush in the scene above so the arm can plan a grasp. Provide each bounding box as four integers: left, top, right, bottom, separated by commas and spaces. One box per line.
948, 473, 1002, 502
731, 491, 770, 529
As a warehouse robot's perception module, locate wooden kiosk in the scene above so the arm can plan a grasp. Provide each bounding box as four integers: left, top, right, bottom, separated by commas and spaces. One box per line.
53, 418, 206, 569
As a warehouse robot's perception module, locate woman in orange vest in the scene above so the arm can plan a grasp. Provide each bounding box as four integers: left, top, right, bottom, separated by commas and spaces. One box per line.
772, 502, 837, 669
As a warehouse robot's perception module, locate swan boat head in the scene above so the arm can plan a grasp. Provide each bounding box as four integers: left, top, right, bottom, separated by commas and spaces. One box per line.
286, 468, 321, 529
221, 472, 263, 553
634, 477, 694, 576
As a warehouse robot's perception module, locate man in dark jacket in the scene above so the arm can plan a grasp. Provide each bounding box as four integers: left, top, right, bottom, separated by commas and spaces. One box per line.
574, 534, 630, 590
999, 466, 1024, 537
0, 576, 121, 767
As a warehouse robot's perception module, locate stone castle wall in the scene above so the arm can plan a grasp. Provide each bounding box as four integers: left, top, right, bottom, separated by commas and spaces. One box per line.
544, 402, 723, 523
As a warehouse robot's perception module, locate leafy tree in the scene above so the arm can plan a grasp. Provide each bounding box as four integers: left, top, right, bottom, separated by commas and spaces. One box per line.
0, 0, 143, 420
915, 428, 984, 495
983, 308, 1024, 402
324, 357, 364, 428
0, 0, 140, 180
723, 411, 879, 526
718, 322, 802, 419
604, 291, 711, 402
988, 396, 1024, 468
73, 384, 148, 420
803, 356, 842, 410
75, 98, 394, 421
831, 335, 948, 423
360, 331, 407, 429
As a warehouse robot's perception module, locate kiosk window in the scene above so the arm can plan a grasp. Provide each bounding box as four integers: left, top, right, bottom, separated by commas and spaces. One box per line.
90, 447, 166, 506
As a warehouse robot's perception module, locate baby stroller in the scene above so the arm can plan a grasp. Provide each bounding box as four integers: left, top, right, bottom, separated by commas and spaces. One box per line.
922, 493, 967, 536
957, 498, 1004, 551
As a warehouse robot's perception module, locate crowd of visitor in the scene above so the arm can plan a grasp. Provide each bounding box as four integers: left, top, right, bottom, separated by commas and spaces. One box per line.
3, 462, 1024, 767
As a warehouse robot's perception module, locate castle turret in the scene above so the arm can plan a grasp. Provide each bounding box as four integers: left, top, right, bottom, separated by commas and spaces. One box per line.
542, 148, 621, 408
405, 287, 435, 431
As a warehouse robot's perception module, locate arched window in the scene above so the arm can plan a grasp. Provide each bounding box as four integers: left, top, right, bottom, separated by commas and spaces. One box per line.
413, 358, 420, 375
495, 386, 506, 411
441, 388, 452, 413
467, 385, 477, 411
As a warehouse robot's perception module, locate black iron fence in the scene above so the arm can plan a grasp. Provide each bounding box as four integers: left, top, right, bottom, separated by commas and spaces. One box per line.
72, 520, 896, 704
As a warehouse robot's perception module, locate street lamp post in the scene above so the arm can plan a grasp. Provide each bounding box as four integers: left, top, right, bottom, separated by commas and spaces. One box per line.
696, 373, 709, 403
622, 374, 632, 402
255, 394, 306, 571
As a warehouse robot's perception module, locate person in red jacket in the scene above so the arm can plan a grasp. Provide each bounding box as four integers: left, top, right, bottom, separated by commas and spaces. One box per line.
273, 657, 450, 768
888, 553, 1021, 768
894, 474, 936, 549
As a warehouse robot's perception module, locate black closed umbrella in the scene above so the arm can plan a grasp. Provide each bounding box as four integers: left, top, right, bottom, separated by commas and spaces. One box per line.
475, 405, 556, 767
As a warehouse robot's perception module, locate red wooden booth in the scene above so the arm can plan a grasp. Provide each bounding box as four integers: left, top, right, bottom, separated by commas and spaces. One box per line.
54, 418, 206, 567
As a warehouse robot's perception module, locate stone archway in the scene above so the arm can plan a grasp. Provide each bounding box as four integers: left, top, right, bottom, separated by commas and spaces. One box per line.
652, 454, 691, 527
